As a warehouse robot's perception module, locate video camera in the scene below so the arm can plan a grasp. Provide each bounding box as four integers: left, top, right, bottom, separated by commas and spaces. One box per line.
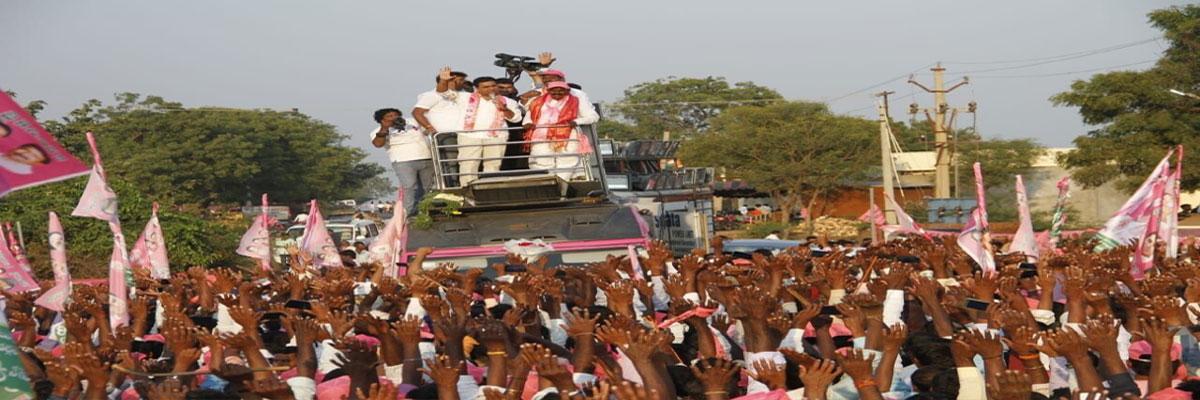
494, 53, 547, 82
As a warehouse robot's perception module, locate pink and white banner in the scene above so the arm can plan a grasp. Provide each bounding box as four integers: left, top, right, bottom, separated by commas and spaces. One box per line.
881, 194, 929, 240
34, 212, 71, 312
0, 227, 38, 293
301, 200, 341, 268
1094, 149, 1174, 252
958, 163, 995, 273
72, 132, 130, 328
236, 194, 273, 271
1008, 175, 1038, 261
0, 90, 89, 197
369, 190, 407, 276
1161, 146, 1183, 259
130, 203, 170, 280
1133, 175, 1168, 279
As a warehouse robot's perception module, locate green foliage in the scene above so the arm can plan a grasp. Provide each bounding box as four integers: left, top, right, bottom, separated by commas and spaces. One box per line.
409, 193, 463, 230
596, 119, 642, 142
951, 138, 1044, 222
44, 93, 387, 206
0, 176, 242, 278
608, 77, 784, 140
744, 221, 793, 239
679, 101, 876, 223
1052, 5, 1200, 193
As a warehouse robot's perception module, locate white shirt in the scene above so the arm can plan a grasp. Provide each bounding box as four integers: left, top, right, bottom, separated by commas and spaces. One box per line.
460, 95, 522, 140
371, 118, 431, 163
0, 155, 32, 175
413, 90, 468, 133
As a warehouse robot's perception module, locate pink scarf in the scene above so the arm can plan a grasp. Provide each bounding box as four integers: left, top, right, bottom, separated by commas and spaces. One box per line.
463, 93, 507, 138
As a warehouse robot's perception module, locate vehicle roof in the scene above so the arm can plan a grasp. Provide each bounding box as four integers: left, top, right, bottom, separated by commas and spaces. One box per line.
722, 239, 804, 249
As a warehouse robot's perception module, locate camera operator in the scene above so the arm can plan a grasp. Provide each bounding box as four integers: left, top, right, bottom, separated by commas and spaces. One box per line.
495, 78, 530, 170
370, 108, 433, 215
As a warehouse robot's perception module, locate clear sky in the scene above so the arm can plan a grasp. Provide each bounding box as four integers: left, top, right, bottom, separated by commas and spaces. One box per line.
1, 0, 1185, 169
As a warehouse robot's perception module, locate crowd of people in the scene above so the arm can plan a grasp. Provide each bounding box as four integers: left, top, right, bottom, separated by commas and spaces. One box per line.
9, 234, 1200, 400
371, 52, 599, 215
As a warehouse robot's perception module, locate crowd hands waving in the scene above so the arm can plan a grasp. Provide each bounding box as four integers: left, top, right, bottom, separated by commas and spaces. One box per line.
10, 236, 1200, 400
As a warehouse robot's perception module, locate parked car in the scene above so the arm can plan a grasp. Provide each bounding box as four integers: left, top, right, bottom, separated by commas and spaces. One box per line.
282, 220, 381, 248
721, 239, 804, 263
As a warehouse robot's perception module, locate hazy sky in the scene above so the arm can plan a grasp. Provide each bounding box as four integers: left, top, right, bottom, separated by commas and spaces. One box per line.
2, 1, 1185, 169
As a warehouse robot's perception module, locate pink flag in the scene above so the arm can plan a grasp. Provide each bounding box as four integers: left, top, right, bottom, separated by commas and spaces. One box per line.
130, 203, 170, 279
1133, 175, 1168, 279
1047, 176, 1071, 250
1008, 175, 1038, 261
301, 200, 341, 268
4, 223, 35, 279
71, 165, 119, 223
1161, 146, 1183, 259
34, 212, 71, 312
0, 90, 90, 197
1095, 149, 1175, 251
72, 132, 130, 328
236, 195, 273, 271
0, 229, 38, 293
857, 202, 887, 226
881, 194, 929, 240
958, 163, 995, 273
370, 190, 407, 276
107, 231, 131, 328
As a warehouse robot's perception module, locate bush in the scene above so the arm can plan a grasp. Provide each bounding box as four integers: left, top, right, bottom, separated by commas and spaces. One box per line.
0, 176, 244, 278
744, 221, 793, 239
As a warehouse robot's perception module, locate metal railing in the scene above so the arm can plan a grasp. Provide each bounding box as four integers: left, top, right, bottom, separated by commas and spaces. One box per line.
429, 124, 601, 190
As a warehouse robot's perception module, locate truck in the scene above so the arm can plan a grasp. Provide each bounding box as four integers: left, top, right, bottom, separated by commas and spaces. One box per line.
403, 124, 650, 269
599, 139, 716, 255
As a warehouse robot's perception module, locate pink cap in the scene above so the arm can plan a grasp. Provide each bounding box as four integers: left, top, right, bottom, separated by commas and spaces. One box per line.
545, 81, 571, 90
1129, 340, 1181, 361
539, 69, 565, 78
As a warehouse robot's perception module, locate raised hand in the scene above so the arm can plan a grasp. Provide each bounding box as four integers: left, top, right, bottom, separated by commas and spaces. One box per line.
538, 52, 556, 66
987, 370, 1033, 400
747, 359, 786, 390
798, 358, 842, 400
422, 355, 463, 388
438, 66, 454, 82
835, 348, 877, 382
247, 377, 297, 400
146, 378, 190, 400
690, 358, 740, 394
356, 382, 400, 400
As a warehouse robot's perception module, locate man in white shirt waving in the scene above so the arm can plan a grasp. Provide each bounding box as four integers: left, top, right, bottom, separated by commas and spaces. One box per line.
521, 81, 599, 181
456, 76, 522, 186
371, 108, 433, 215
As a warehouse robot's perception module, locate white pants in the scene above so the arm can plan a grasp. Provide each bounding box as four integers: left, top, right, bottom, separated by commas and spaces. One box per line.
457, 136, 507, 185
529, 132, 583, 181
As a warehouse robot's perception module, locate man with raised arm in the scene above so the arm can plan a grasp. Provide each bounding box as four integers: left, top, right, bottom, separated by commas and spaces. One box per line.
521, 81, 599, 181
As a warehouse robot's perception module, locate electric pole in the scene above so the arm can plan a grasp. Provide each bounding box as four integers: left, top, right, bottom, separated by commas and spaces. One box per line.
908, 63, 969, 198
876, 91, 897, 224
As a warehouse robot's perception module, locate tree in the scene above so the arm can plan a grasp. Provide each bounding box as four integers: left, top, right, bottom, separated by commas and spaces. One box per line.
678, 102, 876, 230
1052, 5, 1200, 193
954, 138, 1044, 221
609, 77, 784, 140
44, 93, 387, 206
0, 175, 243, 278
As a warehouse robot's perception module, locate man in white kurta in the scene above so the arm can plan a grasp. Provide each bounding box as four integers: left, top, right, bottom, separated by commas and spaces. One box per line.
456, 77, 522, 186
521, 81, 599, 181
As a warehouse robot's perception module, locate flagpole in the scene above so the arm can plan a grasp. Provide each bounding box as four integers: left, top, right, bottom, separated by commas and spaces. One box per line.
261, 194, 271, 272
869, 189, 880, 245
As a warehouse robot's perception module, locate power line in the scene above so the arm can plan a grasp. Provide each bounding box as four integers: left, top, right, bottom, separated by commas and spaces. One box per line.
946, 38, 1160, 75
942, 37, 1161, 65
820, 64, 936, 104
970, 59, 1157, 79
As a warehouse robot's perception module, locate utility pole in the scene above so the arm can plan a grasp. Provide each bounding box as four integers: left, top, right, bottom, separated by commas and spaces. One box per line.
908, 63, 969, 198
876, 91, 897, 224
